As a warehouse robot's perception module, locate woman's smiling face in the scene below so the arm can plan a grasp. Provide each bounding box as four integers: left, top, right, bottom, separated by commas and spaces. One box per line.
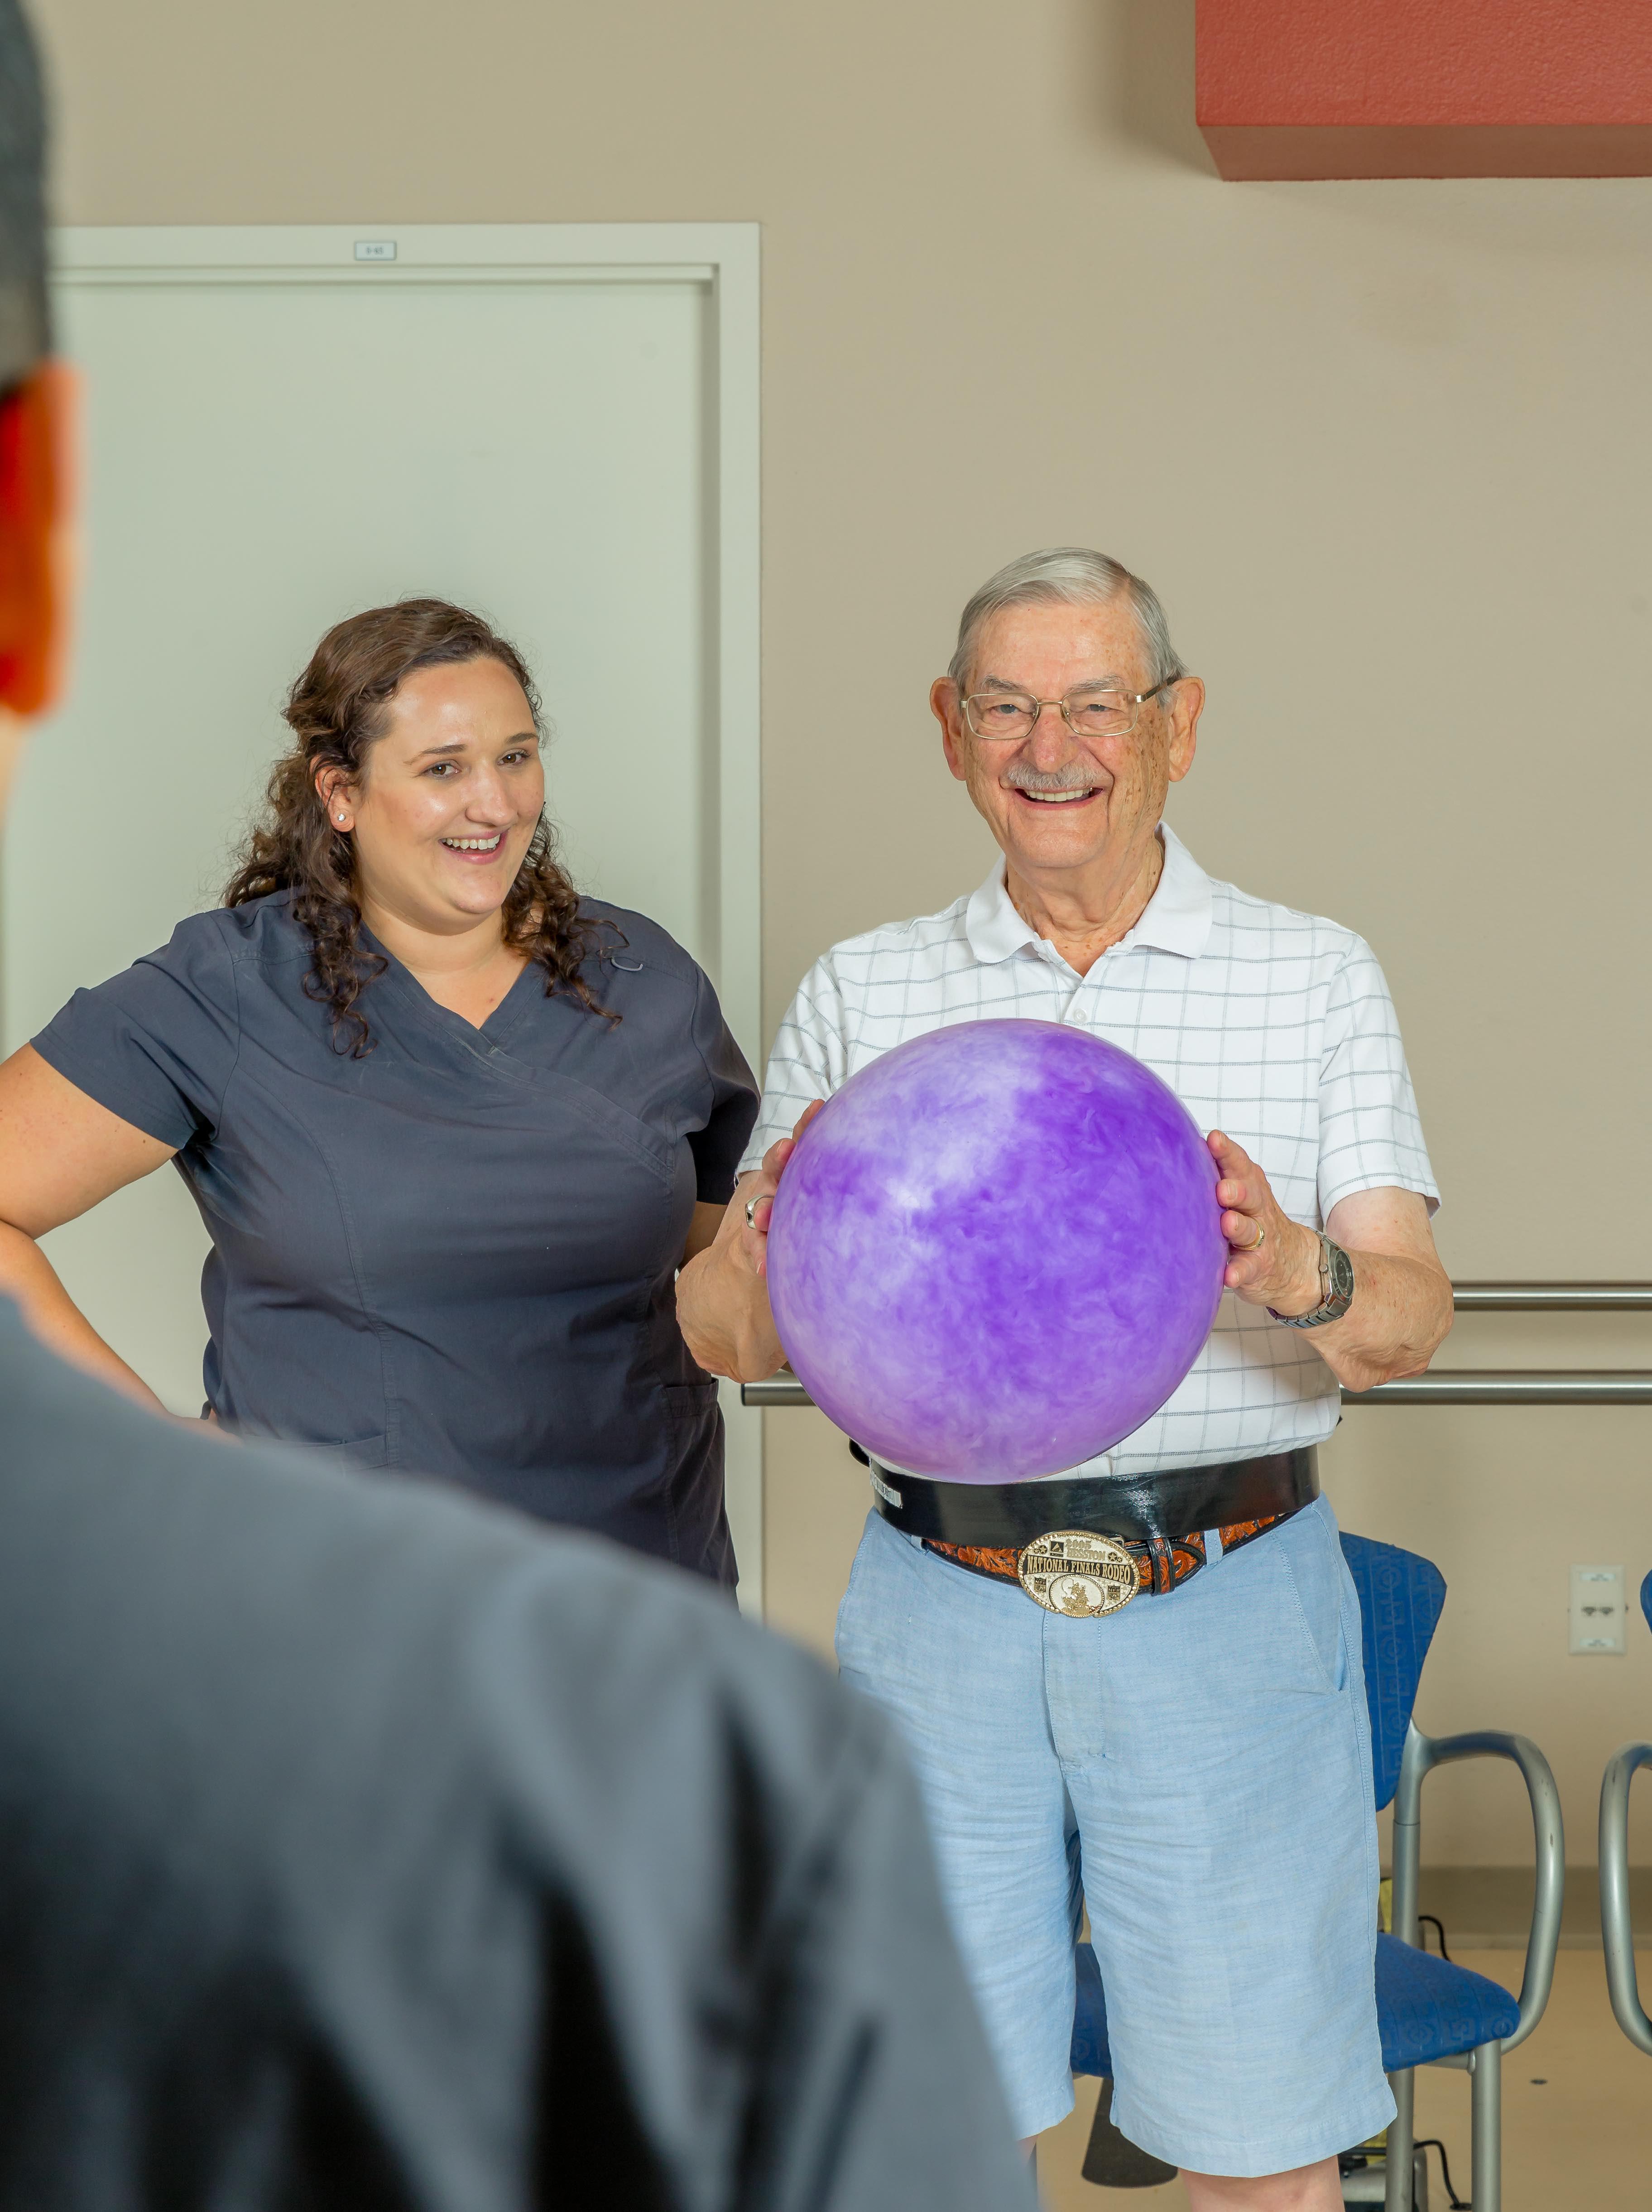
327, 656, 546, 937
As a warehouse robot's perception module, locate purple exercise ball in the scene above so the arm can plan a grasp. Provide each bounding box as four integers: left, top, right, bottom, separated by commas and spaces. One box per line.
766, 1019, 1227, 1482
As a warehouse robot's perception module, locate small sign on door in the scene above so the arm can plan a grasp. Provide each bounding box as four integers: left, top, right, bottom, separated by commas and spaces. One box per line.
354, 240, 397, 262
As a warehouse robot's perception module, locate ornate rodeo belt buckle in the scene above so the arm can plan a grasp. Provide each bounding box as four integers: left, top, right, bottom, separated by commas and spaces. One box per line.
1016, 1529, 1139, 1618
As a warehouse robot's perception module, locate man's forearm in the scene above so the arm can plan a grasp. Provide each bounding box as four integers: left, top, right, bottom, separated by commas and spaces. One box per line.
676, 1241, 788, 1384
1293, 1242, 1453, 1394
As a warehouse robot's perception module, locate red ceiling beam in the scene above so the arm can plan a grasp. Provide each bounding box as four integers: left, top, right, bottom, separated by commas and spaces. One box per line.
1197, 0, 1652, 179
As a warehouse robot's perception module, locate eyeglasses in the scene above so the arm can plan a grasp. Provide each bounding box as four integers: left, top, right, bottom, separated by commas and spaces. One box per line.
961, 681, 1175, 744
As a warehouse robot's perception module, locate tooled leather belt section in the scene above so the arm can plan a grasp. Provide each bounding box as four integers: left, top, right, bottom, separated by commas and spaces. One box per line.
926, 1514, 1293, 1596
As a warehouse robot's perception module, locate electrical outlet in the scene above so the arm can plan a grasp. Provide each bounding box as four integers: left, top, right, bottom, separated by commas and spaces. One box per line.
1570, 1564, 1626, 1654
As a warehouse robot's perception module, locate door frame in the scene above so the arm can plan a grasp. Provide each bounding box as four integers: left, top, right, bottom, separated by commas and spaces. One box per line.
52, 222, 767, 1607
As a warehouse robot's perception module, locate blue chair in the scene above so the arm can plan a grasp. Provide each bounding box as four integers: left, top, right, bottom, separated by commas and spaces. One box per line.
1071, 1533, 1564, 2211
1599, 1568, 1652, 2056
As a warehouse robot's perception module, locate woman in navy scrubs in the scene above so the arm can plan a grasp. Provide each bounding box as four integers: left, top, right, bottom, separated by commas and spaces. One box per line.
0, 600, 758, 1585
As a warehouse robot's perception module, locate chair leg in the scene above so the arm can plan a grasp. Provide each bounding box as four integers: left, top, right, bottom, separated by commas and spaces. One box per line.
1080, 2081, 1177, 2188
1383, 2070, 1414, 2212
1468, 2039, 1501, 2212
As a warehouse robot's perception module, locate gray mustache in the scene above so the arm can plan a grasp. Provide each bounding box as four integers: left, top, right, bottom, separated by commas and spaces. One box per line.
1000, 767, 1103, 793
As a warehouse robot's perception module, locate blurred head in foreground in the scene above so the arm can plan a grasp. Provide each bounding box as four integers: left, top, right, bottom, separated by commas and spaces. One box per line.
0, 0, 71, 819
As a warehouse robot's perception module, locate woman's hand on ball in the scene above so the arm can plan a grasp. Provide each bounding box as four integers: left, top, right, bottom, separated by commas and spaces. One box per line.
1207, 1130, 1322, 1313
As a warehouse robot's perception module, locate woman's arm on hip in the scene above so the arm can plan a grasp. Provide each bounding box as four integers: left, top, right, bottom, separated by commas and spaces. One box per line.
0, 1044, 177, 1409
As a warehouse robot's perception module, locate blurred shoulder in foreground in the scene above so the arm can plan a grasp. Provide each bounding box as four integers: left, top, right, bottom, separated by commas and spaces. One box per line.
0, 1303, 1032, 2212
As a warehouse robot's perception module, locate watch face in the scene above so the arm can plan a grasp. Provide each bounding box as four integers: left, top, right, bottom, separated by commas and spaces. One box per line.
1328, 1241, 1356, 1303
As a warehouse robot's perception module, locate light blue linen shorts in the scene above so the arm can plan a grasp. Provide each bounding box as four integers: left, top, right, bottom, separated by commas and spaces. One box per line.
835, 1492, 1394, 2172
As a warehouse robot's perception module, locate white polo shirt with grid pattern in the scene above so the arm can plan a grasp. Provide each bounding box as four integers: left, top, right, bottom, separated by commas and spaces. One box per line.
741, 824, 1440, 1479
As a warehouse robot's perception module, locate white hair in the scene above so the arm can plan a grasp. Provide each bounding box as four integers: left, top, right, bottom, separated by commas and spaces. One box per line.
946, 547, 1187, 695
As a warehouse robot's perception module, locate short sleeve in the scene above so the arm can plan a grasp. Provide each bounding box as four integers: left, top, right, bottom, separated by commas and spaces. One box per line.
686, 970, 760, 1204
30, 914, 242, 1152
738, 957, 850, 1176
1317, 938, 1439, 1221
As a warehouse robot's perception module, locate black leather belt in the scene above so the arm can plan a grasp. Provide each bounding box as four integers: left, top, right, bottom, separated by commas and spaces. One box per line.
869, 1447, 1318, 1547
865, 1447, 1319, 1618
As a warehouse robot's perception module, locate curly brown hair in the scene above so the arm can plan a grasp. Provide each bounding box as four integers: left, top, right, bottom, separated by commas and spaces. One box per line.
224, 599, 615, 1056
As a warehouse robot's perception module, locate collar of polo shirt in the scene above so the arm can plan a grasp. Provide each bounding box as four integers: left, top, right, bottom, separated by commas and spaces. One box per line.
965, 824, 1214, 970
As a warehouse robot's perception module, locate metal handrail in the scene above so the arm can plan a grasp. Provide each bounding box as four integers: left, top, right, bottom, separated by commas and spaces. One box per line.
744, 1368, 1652, 1409
740, 1282, 1652, 1410
1344, 1371, 1652, 1406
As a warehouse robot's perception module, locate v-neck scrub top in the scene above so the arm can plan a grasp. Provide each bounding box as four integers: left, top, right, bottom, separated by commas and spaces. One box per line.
32, 891, 759, 1585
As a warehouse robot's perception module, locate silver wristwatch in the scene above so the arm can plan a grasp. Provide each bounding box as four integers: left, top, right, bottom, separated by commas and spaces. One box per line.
1268, 1231, 1354, 1329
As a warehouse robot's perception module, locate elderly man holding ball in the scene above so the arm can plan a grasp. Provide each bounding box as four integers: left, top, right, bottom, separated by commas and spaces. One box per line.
678, 548, 1452, 2207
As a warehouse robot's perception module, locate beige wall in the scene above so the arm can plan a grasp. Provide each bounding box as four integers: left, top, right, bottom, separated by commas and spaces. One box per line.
34, 0, 1652, 1864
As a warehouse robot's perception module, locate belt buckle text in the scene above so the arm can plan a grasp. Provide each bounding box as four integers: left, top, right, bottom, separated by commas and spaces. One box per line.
1016, 1529, 1138, 1618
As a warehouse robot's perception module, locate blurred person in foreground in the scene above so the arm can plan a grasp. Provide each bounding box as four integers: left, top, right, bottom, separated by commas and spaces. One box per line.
0, 11, 1031, 2208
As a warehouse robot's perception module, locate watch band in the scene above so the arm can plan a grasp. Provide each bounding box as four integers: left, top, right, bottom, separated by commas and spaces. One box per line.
1268, 1231, 1355, 1329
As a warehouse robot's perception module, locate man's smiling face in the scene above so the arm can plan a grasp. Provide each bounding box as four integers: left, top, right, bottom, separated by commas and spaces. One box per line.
932, 595, 1198, 889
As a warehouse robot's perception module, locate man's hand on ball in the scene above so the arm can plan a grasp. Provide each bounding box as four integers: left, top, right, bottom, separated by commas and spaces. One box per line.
736, 1101, 823, 1270
677, 1101, 823, 1381
1206, 1130, 1321, 1313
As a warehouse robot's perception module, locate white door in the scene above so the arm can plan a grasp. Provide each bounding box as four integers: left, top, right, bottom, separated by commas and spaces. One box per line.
2, 224, 763, 1603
